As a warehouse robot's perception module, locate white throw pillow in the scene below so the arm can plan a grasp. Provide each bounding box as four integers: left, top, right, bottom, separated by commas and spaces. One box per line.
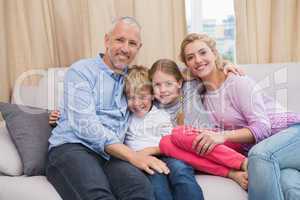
0, 121, 23, 176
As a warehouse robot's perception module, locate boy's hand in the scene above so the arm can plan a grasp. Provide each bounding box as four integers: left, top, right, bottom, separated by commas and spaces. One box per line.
49, 110, 60, 125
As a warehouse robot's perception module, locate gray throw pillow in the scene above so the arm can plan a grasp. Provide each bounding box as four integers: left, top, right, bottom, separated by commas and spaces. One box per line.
0, 102, 52, 176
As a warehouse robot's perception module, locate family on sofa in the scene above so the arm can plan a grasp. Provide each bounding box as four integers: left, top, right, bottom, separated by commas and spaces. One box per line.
42, 16, 300, 200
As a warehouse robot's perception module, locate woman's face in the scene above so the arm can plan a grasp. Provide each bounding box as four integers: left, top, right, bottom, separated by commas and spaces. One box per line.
151, 70, 182, 105
184, 40, 217, 79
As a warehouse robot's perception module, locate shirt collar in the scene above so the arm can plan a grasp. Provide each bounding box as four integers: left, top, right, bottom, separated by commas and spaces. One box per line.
98, 53, 128, 80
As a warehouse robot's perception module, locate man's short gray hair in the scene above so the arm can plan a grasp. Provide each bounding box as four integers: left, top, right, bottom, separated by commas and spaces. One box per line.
108, 16, 141, 34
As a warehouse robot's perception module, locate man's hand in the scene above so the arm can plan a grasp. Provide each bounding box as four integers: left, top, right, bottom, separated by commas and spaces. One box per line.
192, 129, 226, 155
105, 144, 169, 175
223, 60, 245, 76
129, 152, 170, 175
49, 110, 60, 125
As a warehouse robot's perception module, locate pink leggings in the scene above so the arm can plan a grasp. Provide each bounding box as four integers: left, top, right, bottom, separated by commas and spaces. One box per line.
159, 126, 246, 177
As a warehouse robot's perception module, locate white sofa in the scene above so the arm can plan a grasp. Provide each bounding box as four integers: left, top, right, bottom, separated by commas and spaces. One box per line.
1, 63, 299, 200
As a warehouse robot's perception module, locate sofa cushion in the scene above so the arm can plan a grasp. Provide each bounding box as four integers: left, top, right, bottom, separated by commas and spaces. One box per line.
0, 102, 53, 176
195, 174, 248, 199
0, 121, 23, 176
0, 176, 62, 200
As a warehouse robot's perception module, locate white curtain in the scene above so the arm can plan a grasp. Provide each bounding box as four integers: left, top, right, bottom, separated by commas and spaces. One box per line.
234, 0, 300, 64
0, 0, 187, 102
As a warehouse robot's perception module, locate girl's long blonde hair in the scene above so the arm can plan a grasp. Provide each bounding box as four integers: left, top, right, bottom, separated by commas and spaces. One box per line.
149, 59, 185, 125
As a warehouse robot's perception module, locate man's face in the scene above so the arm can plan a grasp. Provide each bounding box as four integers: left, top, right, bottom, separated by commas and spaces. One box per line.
104, 22, 142, 73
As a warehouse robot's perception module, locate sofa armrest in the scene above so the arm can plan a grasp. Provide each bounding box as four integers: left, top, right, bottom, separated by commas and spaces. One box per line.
0, 121, 23, 176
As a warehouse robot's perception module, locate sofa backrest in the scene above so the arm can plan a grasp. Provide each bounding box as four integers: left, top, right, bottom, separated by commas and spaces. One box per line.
12, 68, 68, 110
240, 63, 300, 113
12, 63, 300, 112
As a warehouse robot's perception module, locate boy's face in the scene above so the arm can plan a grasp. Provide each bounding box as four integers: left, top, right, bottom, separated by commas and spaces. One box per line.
127, 88, 153, 118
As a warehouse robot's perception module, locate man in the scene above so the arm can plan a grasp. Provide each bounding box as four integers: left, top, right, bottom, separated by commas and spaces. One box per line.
46, 16, 169, 200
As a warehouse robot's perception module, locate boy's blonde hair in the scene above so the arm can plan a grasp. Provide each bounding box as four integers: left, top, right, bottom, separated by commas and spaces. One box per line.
124, 65, 153, 95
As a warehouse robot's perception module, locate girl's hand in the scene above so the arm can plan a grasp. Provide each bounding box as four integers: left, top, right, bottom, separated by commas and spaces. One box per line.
192, 129, 226, 155
49, 110, 60, 125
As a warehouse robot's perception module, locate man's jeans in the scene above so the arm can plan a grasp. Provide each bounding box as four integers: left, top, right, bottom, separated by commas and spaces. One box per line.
248, 124, 300, 200
46, 143, 155, 200
147, 157, 204, 200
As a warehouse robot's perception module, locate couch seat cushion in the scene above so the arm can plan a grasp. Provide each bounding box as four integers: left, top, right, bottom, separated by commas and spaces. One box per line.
196, 174, 248, 200
0, 176, 62, 200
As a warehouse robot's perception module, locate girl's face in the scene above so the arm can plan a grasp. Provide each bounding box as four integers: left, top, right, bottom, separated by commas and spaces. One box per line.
184, 40, 217, 79
151, 70, 182, 105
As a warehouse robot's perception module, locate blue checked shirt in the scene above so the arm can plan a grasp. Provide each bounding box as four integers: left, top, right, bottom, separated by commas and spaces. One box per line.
48, 55, 129, 159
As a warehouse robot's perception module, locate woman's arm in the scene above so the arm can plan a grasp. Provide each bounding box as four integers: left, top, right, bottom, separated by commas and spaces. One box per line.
193, 76, 271, 155
191, 128, 255, 155
223, 128, 255, 143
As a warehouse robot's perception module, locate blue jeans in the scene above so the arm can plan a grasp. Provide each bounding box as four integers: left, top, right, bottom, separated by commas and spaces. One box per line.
147, 157, 204, 200
248, 124, 300, 200
46, 143, 155, 200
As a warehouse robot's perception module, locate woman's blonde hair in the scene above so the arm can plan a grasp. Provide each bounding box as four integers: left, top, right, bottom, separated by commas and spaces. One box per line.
179, 33, 224, 71
124, 65, 152, 95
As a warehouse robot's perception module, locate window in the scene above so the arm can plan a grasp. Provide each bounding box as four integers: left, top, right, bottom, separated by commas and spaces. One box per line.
185, 0, 236, 62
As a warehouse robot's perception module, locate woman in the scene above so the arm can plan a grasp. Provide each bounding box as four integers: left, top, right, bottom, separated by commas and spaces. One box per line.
178, 33, 300, 199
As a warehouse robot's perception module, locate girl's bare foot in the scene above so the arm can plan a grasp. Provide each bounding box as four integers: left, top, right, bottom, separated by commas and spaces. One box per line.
228, 170, 248, 190
241, 158, 248, 172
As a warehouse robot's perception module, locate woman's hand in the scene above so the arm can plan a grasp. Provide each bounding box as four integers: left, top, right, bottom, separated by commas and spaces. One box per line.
49, 110, 60, 125
192, 129, 226, 155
